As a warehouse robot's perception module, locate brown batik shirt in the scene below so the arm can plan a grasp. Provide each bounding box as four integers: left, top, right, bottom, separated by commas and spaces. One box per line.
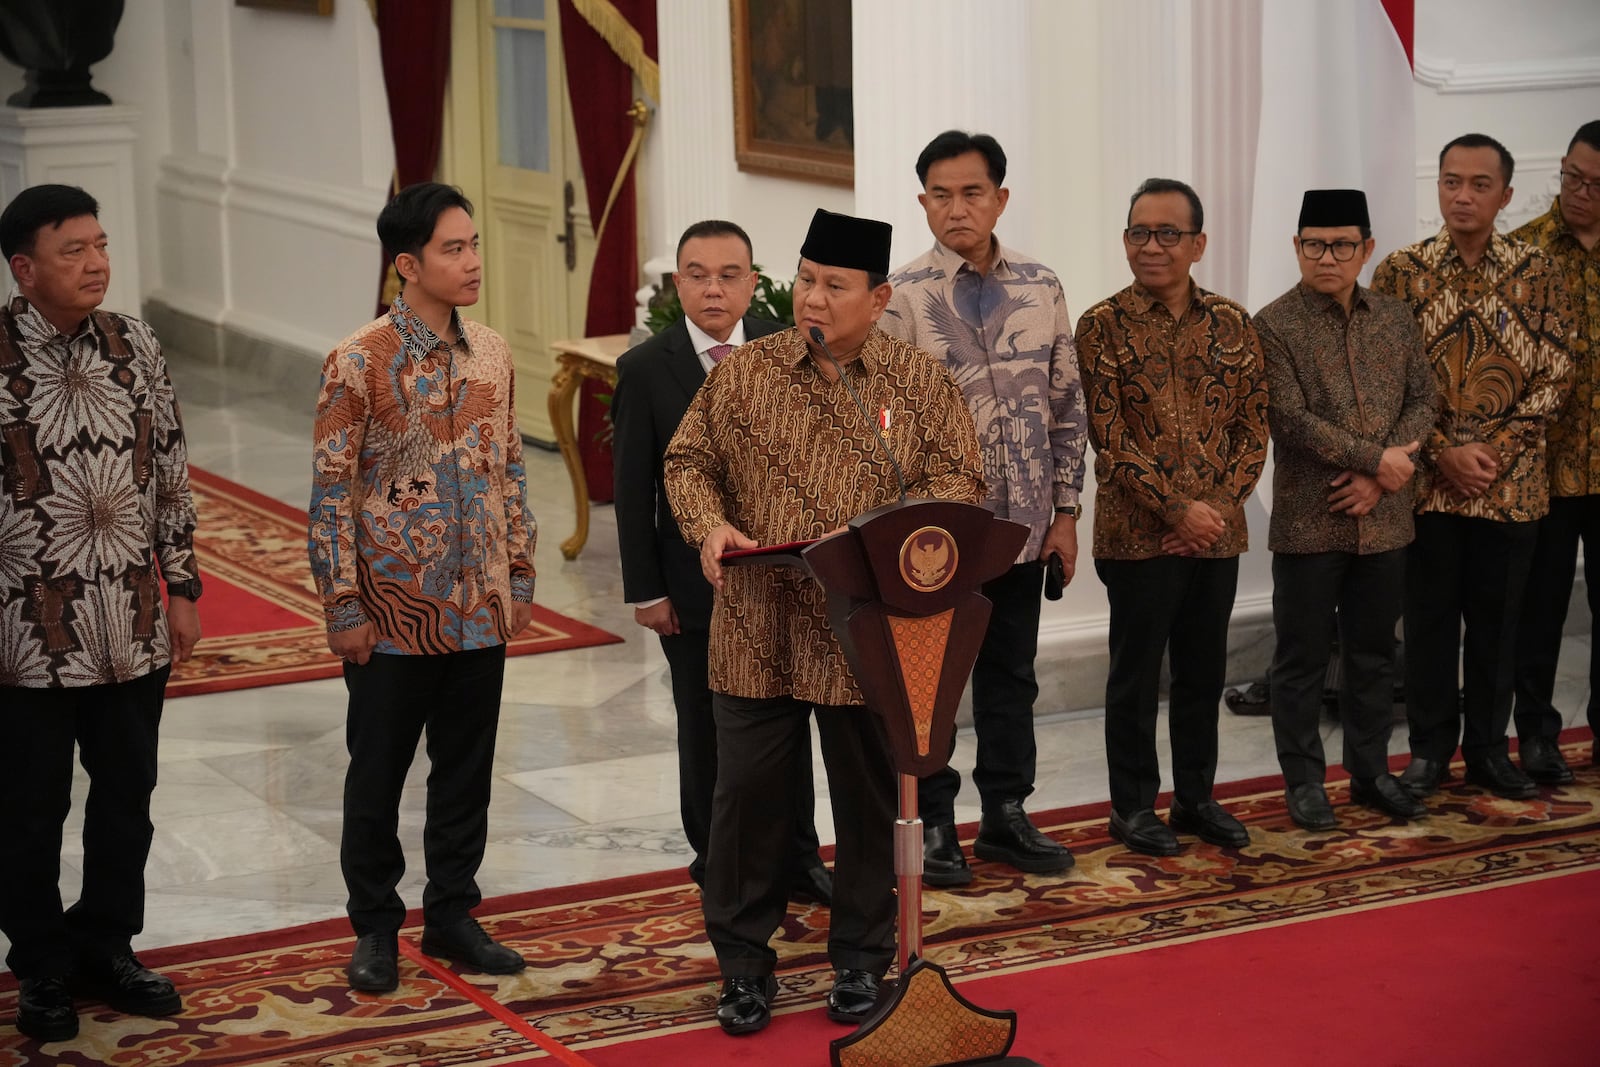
1512, 199, 1600, 498
1371, 228, 1572, 522
663, 327, 984, 706
0, 293, 199, 688
1256, 282, 1438, 555
1074, 281, 1269, 561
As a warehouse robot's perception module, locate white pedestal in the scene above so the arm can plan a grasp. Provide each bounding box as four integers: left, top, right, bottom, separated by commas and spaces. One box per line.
0, 105, 141, 316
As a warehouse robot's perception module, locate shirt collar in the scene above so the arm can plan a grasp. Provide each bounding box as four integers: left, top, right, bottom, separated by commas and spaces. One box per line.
1297, 280, 1369, 315
388, 292, 465, 362
8, 289, 93, 342
1433, 225, 1512, 270
784, 324, 888, 376
685, 314, 746, 356
929, 237, 1009, 279
1125, 279, 1203, 318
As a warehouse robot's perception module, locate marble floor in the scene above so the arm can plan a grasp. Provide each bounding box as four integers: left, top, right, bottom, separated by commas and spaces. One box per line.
2, 349, 1593, 971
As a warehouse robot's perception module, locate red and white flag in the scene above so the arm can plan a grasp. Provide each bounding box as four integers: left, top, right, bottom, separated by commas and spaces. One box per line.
1245, 0, 1415, 315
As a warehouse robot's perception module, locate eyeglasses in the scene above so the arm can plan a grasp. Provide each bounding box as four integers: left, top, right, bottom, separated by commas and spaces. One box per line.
1560, 170, 1600, 197
1125, 226, 1199, 247
1298, 238, 1363, 262
678, 271, 751, 290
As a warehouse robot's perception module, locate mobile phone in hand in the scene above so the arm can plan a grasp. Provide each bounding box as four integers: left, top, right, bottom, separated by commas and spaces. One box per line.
1044, 553, 1065, 601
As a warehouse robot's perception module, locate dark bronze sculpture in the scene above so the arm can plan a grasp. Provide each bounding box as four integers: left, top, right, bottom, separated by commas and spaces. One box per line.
0, 0, 126, 108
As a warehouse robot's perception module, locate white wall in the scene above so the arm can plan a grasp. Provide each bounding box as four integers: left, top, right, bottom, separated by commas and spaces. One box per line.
1412, 0, 1600, 237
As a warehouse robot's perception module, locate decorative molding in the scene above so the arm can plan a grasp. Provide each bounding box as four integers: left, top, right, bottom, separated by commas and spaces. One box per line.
157, 152, 230, 208
1413, 53, 1600, 94
226, 166, 387, 241
1413, 154, 1565, 235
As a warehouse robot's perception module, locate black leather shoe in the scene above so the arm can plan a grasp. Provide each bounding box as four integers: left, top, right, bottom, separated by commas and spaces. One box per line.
347, 932, 400, 992
74, 951, 181, 1016
1519, 736, 1575, 785
790, 862, 833, 906
922, 823, 973, 887
1169, 799, 1251, 848
826, 969, 883, 1024
1464, 752, 1539, 800
420, 918, 527, 974
1398, 757, 1448, 798
973, 799, 1075, 874
1285, 783, 1337, 831
16, 977, 77, 1043
1350, 774, 1428, 819
715, 974, 777, 1035
1108, 808, 1181, 856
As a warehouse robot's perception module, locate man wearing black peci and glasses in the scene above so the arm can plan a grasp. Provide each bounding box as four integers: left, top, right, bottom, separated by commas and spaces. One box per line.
1254, 189, 1437, 831
1075, 178, 1269, 856
1510, 121, 1600, 779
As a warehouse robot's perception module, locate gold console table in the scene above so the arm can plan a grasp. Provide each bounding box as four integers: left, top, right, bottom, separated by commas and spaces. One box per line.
547, 333, 630, 560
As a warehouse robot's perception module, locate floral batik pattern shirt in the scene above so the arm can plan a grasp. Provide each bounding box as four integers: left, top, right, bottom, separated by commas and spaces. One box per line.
1371, 228, 1571, 522
883, 240, 1087, 562
0, 293, 199, 688
1512, 199, 1600, 498
308, 295, 536, 655
1074, 282, 1269, 561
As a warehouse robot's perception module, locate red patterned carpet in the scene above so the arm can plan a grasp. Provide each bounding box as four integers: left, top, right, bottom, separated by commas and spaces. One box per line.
2, 735, 1596, 1065
167, 467, 621, 697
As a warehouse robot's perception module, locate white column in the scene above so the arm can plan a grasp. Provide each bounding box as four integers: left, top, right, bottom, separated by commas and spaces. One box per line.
646, 0, 738, 304
851, 0, 1035, 269
0, 105, 142, 316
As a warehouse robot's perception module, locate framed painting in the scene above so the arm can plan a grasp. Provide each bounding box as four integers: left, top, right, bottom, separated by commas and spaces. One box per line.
730, 0, 853, 187
236, 0, 335, 14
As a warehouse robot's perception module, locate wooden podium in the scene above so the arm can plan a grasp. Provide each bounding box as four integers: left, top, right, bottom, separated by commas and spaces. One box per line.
731, 496, 1037, 1066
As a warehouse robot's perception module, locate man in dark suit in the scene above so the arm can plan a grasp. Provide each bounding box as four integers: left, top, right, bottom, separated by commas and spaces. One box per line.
612, 219, 831, 901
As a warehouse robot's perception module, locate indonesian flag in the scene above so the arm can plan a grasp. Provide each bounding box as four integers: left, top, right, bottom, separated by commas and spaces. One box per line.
1245, 0, 1415, 315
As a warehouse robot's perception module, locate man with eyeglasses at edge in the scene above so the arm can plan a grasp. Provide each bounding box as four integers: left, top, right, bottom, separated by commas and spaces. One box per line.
611, 220, 832, 905
1254, 189, 1437, 832
1371, 134, 1571, 803
1510, 120, 1600, 781
1074, 178, 1269, 856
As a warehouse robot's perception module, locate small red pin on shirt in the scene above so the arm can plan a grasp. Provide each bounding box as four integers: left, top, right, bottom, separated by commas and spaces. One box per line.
878, 407, 891, 433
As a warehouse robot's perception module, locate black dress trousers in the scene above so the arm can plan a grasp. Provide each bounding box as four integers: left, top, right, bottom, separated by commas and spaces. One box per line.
1514, 494, 1600, 743
659, 628, 822, 888
0, 666, 168, 978
341, 645, 506, 936
919, 559, 1043, 824
1269, 549, 1405, 786
703, 693, 896, 979
1096, 555, 1239, 815
1404, 513, 1537, 762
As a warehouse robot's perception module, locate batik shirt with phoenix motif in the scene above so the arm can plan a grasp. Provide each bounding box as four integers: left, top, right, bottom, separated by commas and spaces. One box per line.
308, 295, 536, 655
0, 292, 199, 688
883, 239, 1087, 562
1371, 227, 1571, 521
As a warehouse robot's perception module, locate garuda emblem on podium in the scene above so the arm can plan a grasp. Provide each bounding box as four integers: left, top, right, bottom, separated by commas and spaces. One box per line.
899, 526, 957, 593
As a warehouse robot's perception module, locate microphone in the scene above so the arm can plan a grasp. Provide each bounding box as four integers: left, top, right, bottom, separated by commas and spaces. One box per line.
808, 326, 906, 502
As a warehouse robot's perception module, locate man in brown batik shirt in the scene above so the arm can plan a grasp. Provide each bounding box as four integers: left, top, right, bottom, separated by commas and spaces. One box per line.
665, 209, 982, 1037
1076, 178, 1269, 858
1372, 133, 1571, 802
1257, 189, 1436, 832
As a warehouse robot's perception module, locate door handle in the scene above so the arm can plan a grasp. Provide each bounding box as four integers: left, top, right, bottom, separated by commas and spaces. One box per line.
555, 179, 577, 272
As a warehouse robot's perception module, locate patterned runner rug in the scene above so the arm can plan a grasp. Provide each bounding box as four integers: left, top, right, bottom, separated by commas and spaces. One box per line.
1, 735, 1594, 1065
166, 467, 621, 697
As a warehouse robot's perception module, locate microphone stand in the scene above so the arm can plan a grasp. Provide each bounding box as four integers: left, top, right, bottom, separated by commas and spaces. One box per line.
807, 325, 926, 971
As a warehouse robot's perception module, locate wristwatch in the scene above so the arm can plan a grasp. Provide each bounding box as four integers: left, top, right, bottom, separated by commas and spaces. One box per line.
1054, 504, 1081, 519
167, 577, 204, 601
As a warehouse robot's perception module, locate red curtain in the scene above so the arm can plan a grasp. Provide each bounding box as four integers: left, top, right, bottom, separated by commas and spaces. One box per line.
558, 0, 658, 502
372, 0, 453, 316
